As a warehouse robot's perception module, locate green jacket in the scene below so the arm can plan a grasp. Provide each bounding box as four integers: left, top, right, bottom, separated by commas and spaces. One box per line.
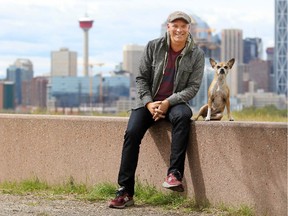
135, 32, 205, 109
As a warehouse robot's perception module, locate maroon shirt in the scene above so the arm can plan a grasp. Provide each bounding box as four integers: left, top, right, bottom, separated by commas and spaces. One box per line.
154, 48, 182, 101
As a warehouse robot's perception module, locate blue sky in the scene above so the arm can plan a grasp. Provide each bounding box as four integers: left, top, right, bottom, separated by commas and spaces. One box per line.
0, 0, 274, 77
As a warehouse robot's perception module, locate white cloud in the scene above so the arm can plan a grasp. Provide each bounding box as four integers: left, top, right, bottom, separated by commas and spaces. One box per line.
0, 0, 275, 77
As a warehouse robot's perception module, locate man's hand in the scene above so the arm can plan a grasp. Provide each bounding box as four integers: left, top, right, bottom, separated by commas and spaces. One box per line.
153, 109, 165, 121
153, 100, 170, 121
146, 101, 162, 116
158, 100, 170, 114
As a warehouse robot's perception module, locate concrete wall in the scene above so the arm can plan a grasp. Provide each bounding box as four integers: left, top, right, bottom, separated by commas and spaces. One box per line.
0, 114, 286, 216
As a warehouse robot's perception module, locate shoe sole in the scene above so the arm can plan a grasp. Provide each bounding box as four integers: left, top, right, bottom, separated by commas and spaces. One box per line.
108, 200, 134, 209
162, 182, 184, 192
168, 185, 184, 192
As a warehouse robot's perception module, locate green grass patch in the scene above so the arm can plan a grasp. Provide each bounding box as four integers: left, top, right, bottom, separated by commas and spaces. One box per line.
231, 105, 287, 122
0, 178, 49, 194
194, 105, 287, 122
0, 178, 255, 215
218, 203, 255, 216
85, 182, 116, 201
51, 177, 88, 195
135, 181, 186, 206
0, 177, 88, 196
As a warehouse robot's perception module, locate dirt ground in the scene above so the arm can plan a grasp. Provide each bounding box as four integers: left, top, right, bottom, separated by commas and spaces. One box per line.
0, 194, 216, 216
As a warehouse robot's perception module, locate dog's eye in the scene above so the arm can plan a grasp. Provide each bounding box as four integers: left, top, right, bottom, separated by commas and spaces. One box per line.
224, 66, 228, 69
217, 66, 221, 69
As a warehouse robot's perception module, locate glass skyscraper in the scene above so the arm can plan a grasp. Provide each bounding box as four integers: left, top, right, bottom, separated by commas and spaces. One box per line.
275, 0, 288, 96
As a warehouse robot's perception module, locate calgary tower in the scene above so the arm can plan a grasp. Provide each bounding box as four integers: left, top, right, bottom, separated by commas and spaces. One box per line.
79, 15, 94, 77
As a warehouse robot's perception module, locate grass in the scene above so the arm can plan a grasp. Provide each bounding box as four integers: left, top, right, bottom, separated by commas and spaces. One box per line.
194, 105, 287, 122
230, 105, 287, 122
0, 178, 49, 194
0, 178, 255, 216
3, 104, 287, 122
0, 177, 89, 196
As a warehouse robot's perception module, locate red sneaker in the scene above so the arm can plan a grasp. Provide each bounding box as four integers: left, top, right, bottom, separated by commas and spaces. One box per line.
108, 187, 134, 209
162, 172, 184, 192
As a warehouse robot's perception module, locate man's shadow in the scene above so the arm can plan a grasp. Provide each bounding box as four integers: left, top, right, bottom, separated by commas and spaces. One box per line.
149, 120, 208, 205
187, 122, 209, 205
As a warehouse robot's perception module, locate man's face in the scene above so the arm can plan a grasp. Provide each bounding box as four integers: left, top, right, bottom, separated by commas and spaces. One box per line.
167, 19, 190, 45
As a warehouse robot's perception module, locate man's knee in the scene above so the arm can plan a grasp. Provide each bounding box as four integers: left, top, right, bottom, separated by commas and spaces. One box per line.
169, 105, 192, 122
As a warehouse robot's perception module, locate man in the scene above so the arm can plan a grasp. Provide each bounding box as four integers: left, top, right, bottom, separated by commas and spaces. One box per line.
108, 11, 205, 209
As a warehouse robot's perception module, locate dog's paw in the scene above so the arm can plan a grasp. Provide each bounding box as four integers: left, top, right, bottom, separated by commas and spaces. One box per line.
229, 118, 234, 121
205, 117, 210, 121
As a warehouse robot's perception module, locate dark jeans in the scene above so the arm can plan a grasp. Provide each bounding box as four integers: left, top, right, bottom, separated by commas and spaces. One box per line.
118, 103, 192, 196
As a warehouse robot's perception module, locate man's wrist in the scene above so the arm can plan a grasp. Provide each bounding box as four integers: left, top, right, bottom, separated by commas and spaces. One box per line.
162, 99, 170, 107
145, 101, 152, 108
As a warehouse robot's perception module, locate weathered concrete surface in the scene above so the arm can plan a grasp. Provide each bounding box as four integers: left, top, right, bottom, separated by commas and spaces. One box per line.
0, 114, 286, 216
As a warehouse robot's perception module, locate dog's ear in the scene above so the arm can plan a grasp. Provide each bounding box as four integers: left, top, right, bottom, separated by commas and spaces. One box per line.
209, 58, 217, 68
227, 58, 235, 69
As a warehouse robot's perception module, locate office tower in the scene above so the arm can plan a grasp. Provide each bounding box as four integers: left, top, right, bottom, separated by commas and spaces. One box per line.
51, 48, 77, 77
6, 59, 34, 105
221, 29, 243, 96
190, 14, 220, 60
221, 29, 243, 63
266, 47, 276, 92
79, 15, 94, 77
275, 0, 287, 96
247, 59, 270, 92
30, 77, 48, 108
21, 80, 32, 107
0, 81, 14, 110
14, 58, 33, 72
266, 47, 274, 62
243, 38, 263, 63
123, 44, 145, 88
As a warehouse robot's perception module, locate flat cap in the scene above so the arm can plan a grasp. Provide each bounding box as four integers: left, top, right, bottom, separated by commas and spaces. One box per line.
167, 11, 191, 24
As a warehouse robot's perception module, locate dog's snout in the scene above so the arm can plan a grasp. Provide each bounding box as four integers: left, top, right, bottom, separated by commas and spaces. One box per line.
220, 69, 225, 74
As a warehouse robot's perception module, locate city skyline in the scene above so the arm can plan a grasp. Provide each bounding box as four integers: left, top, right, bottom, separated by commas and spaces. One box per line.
0, 0, 274, 77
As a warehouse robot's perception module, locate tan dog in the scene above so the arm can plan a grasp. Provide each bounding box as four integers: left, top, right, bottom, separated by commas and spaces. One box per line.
194, 58, 235, 121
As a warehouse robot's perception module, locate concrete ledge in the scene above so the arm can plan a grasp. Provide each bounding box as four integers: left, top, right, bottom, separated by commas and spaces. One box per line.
0, 114, 286, 215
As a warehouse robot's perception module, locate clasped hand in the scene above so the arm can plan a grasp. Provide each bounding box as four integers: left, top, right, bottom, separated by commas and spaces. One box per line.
146, 100, 170, 121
